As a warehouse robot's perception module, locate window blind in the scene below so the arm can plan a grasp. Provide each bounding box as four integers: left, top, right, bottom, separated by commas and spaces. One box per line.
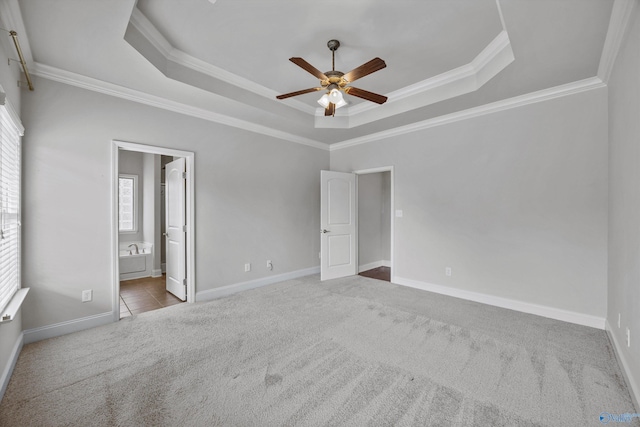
119, 176, 136, 232
0, 104, 21, 312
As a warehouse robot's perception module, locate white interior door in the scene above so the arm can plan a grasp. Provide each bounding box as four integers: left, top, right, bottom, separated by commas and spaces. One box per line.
165, 158, 187, 300
321, 170, 357, 281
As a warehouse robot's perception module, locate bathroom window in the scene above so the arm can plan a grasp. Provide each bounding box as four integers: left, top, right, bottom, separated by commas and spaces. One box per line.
118, 174, 138, 233
0, 103, 22, 313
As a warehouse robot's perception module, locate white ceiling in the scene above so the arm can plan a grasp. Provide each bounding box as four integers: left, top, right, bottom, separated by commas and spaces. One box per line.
137, 0, 502, 100
9, 0, 615, 147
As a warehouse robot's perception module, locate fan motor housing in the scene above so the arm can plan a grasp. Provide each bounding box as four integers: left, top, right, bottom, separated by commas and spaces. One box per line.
322, 70, 347, 88
327, 39, 340, 51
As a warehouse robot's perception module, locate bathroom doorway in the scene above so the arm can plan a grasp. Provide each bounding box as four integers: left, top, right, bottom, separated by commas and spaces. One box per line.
111, 141, 195, 321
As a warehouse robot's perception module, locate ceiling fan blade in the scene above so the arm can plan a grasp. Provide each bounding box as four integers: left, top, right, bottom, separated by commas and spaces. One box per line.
345, 86, 388, 104
324, 103, 335, 116
289, 57, 328, 80
343, 58, 386, 83
276, 87, 323, 100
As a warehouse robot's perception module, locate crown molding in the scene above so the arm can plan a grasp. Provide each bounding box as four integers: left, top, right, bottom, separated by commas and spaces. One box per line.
598, 0, 637, 83
22, 0, 611, 152
130, 6, 513, 129
30, 62, 328, 151
330, 77, 605, 151
350, 31, 512, 117
318, 30, 514, 129
29, 63, 605, 153
129, 7, 315, 115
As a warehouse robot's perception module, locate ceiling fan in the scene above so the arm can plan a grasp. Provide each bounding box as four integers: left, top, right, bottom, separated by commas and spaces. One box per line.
276, 40, 388, 116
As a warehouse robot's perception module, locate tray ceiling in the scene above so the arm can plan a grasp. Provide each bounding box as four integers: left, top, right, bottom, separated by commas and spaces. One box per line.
10, 0, 616, 147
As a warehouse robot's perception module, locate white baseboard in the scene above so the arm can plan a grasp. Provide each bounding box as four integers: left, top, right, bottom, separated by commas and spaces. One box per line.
393, 276, 605, 330
358, 260, 391, 273
196, 266, 320, 302
151, 269, 163, 278
23, 312, 114, 344
120, 272, 152, 281
606, 319, 640, 412
359, 261, 383, 273
0, 331, 23, 403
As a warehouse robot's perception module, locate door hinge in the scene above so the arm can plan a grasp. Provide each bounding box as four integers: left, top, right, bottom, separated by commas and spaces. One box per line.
182, 225, 187, 232
183, 278, 187, 287
182, 172, 187, 179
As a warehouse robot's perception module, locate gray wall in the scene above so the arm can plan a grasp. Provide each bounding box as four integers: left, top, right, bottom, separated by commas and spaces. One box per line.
358, 172, 390, 269
0, 31, 23, 396
381, 172, 391, 261
331, 88, 608, 318
118, 150, 144, 243
608, 3, 640, 403
20, 77, 328, 330
142, 153, 161, 272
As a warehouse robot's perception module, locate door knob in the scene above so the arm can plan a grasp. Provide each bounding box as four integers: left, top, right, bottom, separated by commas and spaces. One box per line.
321, 229, 330, 233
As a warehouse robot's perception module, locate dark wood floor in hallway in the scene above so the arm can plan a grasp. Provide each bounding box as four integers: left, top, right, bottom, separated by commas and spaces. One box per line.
359, 266, 391, 282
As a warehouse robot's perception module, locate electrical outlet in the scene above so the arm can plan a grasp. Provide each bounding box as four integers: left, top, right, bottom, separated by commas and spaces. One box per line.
81, 290, 92, 302
627, 328, 631, 347
445, 267, 452, 277
266, 260, 273, 271
244, 263, 251, 272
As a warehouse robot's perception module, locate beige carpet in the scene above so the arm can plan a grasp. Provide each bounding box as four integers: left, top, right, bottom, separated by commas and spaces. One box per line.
0, 275, 636, 426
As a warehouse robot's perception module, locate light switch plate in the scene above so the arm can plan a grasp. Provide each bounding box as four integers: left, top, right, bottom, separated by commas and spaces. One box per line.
82, 290, 92, 302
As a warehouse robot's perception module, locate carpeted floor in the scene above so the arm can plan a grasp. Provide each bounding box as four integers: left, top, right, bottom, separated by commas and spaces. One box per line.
0, 275, 636, 426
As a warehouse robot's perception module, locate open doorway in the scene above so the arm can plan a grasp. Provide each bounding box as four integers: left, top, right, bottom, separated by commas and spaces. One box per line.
357, 170, 391, 282
319, 167, 394, 282
111, 141, 195, 322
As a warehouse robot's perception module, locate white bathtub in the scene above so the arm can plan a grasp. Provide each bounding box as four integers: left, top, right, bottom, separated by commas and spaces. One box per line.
119, 242, 153, 281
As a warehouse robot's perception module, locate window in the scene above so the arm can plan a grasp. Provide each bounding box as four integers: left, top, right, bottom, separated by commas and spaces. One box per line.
0, 103, 22, 313
118, 174, 138, 233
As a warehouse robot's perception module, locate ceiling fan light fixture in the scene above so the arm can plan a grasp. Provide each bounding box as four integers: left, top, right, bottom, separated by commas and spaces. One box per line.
334, 96, 347, 109
277, 39, 388, 117
317, 94, 330, 108
329, 88, 343, 103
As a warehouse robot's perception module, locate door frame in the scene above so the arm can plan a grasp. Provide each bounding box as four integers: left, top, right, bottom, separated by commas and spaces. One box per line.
111, 140, 196, 322
353, 166, 395, 283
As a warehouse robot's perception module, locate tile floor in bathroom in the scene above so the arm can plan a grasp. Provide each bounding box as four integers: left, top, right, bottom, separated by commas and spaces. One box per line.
120, 275, 184, 318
